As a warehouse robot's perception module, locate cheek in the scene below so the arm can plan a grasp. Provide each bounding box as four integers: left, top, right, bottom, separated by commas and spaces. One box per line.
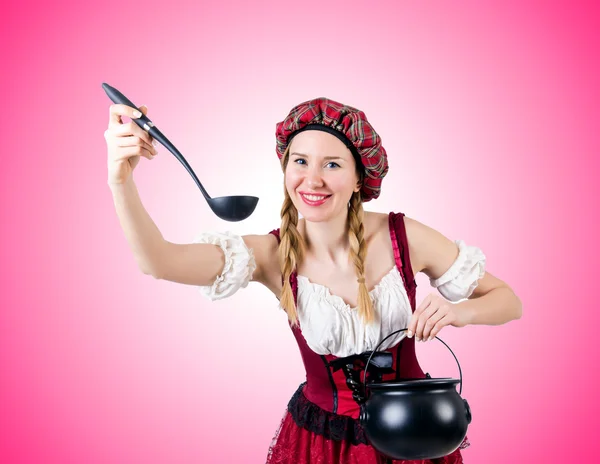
284, 171, 302, 189
327, 175, 355, 192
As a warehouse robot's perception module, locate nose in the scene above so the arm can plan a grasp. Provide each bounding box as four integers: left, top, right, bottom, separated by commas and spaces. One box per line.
306, 166, 324, 189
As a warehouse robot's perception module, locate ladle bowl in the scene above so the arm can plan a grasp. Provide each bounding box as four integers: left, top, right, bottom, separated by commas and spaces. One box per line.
102, 83, 259, 222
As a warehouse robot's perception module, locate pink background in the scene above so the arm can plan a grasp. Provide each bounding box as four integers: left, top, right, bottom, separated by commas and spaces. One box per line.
1, 0, 599, 462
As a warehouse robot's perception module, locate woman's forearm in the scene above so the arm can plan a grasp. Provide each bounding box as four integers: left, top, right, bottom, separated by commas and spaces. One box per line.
456, 287, 522, 326
109, 177, 166, 276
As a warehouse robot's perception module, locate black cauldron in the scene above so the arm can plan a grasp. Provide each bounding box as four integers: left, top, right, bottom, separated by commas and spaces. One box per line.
358, 328, 472, 460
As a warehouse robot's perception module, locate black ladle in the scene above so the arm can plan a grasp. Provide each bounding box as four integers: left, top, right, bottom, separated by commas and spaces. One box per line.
102, 83, 259, 222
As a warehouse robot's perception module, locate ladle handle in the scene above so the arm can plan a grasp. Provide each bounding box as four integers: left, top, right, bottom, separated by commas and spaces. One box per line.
101, 83, 211, 199
102, 83, 159, 137
363, 328, 464, 396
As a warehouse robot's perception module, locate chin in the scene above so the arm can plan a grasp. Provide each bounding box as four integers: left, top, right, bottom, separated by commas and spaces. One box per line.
296, 201, 343, 222
300, 213, 331, 223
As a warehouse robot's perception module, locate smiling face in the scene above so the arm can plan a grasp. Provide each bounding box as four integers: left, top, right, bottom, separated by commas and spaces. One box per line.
284, 130, 363, 222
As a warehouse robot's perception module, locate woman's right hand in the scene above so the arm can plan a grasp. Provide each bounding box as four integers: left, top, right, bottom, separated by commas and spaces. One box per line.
104, 104, 158, 185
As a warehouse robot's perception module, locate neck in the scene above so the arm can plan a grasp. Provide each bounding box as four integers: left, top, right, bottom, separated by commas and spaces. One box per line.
301, 210, 353, 266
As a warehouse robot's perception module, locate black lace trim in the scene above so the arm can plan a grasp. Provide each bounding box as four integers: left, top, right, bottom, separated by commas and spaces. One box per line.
287, 382, 369, 445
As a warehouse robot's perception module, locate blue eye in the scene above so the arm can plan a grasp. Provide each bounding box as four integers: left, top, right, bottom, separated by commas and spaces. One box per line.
293, 159, 339, 168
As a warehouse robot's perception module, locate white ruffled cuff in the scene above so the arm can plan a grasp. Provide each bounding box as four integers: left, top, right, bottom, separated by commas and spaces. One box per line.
429, 239, 486, 302
191, 231, 257, 301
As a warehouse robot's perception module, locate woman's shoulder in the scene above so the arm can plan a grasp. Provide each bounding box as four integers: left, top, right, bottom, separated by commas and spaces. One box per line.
397, 214, 435, 276
241, 233, 280, 286
366, 210, 426, 276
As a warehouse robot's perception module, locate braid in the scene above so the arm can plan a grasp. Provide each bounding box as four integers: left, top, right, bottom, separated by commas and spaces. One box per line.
278, 145, 305, 327
348, 190, 376, 324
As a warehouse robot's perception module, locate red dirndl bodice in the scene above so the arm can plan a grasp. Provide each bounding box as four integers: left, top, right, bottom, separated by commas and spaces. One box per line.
265, 212, 469, 464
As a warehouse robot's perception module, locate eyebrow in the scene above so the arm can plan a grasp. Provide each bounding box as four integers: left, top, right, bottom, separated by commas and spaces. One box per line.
290, 152, 344, 161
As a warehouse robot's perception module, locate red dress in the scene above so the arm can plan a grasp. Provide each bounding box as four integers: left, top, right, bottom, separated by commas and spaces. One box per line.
265, 212, 469, 464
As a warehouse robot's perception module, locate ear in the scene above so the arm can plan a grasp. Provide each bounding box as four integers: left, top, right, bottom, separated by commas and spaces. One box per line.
354, 170, 364, 193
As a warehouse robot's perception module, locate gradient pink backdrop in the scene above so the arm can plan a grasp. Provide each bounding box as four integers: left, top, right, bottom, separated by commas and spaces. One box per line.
1, 0, 598, 462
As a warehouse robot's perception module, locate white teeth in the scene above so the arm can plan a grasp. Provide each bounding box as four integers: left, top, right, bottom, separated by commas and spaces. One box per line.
303, 194, 328, 201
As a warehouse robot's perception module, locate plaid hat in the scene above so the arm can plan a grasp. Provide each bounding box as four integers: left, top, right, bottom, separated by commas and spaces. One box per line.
275, 97, 389, 203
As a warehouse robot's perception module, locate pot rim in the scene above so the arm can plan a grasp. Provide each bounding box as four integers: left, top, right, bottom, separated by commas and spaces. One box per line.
366, 377, 460, 390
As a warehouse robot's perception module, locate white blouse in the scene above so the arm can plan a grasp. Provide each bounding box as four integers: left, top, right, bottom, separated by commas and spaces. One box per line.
191, 231, 257, 301
296, 266, 413, 357
193, 232, 486, 357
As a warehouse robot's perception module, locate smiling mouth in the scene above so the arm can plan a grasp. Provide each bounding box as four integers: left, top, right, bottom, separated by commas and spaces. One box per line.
301, 193, 331, 200
300, 193, 332, 205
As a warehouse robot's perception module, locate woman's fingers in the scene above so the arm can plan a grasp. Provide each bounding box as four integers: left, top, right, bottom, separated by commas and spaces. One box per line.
107, 104, 156, 148
105, 104, 157, 184
114, 135, 156, 155
427, 314, 452, 341
113, 121, 155, 146
415, 306, 439, 341
113, 144, 156, 161
421, 310, 446, 341
108, 103, 142, 128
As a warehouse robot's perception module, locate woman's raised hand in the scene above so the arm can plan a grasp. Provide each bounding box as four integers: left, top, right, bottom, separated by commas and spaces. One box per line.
104, 104, 158, 185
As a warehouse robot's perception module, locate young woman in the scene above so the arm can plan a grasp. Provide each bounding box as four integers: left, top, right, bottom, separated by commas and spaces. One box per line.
105, 97, 522, 463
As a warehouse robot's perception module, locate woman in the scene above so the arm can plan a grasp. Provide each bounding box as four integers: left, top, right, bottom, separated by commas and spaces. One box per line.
105, 97, 522, 463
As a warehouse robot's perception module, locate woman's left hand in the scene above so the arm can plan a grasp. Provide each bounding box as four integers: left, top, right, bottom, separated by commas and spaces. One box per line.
406, 293, 470, 342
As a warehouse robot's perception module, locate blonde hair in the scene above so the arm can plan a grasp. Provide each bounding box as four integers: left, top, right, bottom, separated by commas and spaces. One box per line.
278, 144, 376, 327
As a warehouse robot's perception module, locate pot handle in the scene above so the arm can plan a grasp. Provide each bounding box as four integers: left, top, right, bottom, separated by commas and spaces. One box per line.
363, 328, 464, 396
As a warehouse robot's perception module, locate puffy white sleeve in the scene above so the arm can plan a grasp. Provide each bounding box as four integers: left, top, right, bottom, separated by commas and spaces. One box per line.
191, 231, 257, 301
429, 239, 486, 302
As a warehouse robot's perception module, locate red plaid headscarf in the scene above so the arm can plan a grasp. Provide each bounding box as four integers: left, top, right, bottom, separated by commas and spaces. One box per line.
275, 97, 389, 203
